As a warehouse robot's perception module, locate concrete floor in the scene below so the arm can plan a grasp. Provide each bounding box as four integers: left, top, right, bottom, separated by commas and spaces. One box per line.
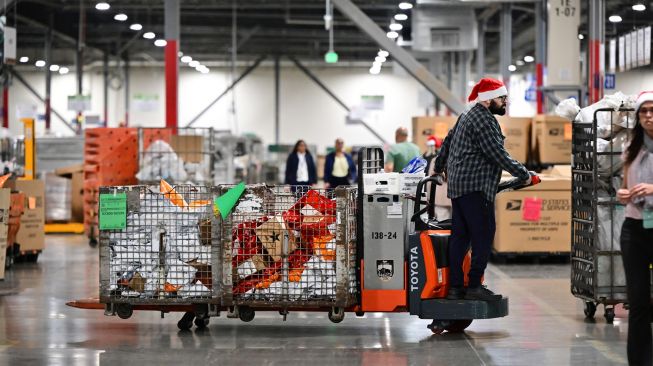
0, 235, 631, 365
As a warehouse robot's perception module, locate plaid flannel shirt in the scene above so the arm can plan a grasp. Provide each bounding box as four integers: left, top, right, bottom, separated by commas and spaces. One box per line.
434, 103, 529, 202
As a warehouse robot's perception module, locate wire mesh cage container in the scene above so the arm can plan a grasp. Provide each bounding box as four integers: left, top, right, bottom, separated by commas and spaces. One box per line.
571, 107, 641, 322
220, 184, 358, 309
136, 128, 214, 185
98, 184, 221, 306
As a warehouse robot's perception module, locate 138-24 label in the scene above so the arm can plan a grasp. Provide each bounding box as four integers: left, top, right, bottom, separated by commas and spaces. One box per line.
371, 232, 398, 240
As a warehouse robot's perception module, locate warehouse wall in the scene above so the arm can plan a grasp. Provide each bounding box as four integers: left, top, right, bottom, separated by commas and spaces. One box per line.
9, 66, 432, 152
614, 70, 653, 95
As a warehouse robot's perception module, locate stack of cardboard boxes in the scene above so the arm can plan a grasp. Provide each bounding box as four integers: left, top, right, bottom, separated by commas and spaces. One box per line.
411, 114, 573, 255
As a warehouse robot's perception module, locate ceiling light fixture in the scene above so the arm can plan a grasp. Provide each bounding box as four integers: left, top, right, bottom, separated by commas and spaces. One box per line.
523, 55, 534, 63
386, 31, 399, 39
129, 23, 143, 31
370, 67, 381, 75
375, 56, 386, 63
516, 60, 525, 66
181, 56, 192, 63
95, 2, 110, 11
114, 13, 128, 21
154, 39, 167, 47
143, 32, 155, 39
608, 15, 622, 23
59, 67, 69, 74
49, 64, 60, 72
389, 23, 403, 31
189, 60, 199, 67
508, 64, 517, 72
632, 3, 646, 11
578, 34, 584, 40
394, 14, 408, 21
378, 50, 389, 58
398, 2, 413, 10
178, 51, 183, 57
35, 60, 46, 67
19, 56, 29, 63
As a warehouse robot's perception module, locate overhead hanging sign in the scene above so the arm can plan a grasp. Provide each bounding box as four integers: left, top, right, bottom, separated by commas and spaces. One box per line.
133, 93, 160, 112
637, 28, 645, 67
3, 27, 16, 64
547, 0, 581, 85
618, 36, 625, 72
630, 31, 637, 69
646, 27, 652, 65
625, 33, 632, 70
609, 39, 616, 73
361, 95, 385, 111
67, 95, 92, 111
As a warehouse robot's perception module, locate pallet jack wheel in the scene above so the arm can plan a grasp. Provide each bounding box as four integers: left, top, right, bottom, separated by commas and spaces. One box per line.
328, 307, 345, 324
445, 320, 473, 333
428, 319, 473, 334
238, 307, 255, 322
194, 315, 210, 329
177, 312, 195, 330
116, 304, 133, 320
604, 306, 615, 324
584, 302, 597, 319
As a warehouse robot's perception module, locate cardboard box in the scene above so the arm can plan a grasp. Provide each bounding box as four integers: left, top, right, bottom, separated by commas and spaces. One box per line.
363, 173, 400, 195
55, 164, 84, 222
15, 180, 45, 253
399, 173, 425, 195
496, 116, 531, 163
494, 174, 571, 253
411, 116, 457, 151
0, 189, 10, 280
170, 135, 204, 163
531, 115, 572, 164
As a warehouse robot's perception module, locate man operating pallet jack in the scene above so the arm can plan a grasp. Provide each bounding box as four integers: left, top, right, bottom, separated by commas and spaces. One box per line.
434, 78, 532, 301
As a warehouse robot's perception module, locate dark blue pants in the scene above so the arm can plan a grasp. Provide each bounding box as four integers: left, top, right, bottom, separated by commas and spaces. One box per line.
449, 191, 495, 288
620, 218, 653, 366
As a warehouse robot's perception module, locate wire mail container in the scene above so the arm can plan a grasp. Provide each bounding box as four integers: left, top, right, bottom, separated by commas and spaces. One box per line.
137, 127, 214, 185
220, 184, 358, 309
571, 107, 643, 320
99, 184, 221, 305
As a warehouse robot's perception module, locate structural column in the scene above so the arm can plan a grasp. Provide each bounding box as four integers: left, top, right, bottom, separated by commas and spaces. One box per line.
499, 3, 512, 94
476, 20, 486, 79
535, 0, 546, 113
45, 15, 53, 131
274, 56, 280, 145
76, 0, 85, 132
164, 0, 179, 132
124, 54, 130, 126
103, 51, 109, 127
588, 0, 604, 104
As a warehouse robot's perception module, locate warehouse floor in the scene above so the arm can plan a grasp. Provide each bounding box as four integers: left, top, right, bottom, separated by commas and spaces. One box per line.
0, 236, 630, 365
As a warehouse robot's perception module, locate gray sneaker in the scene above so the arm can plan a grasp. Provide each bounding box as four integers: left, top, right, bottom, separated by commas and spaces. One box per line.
464, 286, 502, 301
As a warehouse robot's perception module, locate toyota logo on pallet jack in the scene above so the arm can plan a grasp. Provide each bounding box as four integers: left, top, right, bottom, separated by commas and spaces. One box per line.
376, 260, 394, 281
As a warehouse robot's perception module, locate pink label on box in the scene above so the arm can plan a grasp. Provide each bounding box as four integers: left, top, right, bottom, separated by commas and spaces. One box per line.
522, 197, 542, 221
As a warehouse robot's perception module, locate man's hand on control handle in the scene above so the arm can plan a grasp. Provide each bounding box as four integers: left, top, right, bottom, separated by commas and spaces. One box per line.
433, 173, 445, 186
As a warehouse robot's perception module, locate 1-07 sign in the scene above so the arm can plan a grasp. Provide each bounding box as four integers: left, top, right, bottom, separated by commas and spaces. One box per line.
554, 0, 577, 17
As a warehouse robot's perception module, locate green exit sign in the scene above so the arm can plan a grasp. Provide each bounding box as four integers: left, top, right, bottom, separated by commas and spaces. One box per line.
325, 51, 339, 63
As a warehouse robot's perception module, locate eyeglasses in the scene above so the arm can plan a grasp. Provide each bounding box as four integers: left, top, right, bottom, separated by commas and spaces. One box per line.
639, 107, 653, 116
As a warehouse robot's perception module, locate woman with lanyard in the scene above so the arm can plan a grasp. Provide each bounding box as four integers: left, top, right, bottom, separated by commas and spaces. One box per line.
617, 91, 653, 366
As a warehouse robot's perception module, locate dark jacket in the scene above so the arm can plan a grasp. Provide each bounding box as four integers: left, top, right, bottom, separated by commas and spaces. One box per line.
324, 152, 357, 185
285, 152, 317, 185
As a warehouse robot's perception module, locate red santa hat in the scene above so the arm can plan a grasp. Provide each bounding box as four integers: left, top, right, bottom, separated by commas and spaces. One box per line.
635, 91, 653, 112
468, 78, 508, 102
426, 135, 442, 148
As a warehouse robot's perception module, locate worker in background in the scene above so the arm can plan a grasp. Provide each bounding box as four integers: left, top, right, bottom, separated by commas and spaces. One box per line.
433, 77, 531, 302
385, 127, 420, 172
616, 91, 653, 366
284, 140, 317, 188
324, 138, 357, 188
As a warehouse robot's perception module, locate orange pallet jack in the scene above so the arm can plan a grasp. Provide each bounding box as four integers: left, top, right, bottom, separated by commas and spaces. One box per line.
68, 147, 540, 333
